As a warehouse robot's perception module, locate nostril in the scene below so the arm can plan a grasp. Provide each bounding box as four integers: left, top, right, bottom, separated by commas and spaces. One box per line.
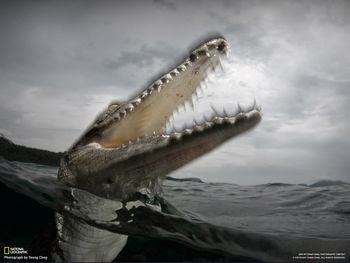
217, 42, 227, 52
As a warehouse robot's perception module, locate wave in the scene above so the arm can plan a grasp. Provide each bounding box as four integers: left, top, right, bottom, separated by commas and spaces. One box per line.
1, 158, 350, 261
309, 180, 350, 187
165, 176, 203, 183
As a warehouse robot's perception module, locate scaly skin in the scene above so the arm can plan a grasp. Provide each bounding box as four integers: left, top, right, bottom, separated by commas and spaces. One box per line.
52, 37, 261, 262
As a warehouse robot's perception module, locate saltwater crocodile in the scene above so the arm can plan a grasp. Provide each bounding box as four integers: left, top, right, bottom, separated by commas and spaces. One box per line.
52, 37, 261, 261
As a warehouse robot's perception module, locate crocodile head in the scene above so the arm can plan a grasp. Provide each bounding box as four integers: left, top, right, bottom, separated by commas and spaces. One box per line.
59, 37, 261, 200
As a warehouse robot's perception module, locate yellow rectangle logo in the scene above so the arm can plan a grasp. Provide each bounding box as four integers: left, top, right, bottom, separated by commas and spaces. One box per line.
4, 246, 10, 255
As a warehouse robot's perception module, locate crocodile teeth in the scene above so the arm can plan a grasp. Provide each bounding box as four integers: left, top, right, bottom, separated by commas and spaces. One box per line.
214, 117, 224, 124
203, 122, 213, 129
170, 69, 179, 77
125, 104, 134, 112
177, 65, 186, 72
183, 61, 191, 67
184, 129, 192, 135
119, 110, 126, 118
170, 133, 182, 140
132, 98, 142, 106
141, 91, 148, 99
237, 103, 242, 113
161, 74, 172, 84
154, 80, 162, 86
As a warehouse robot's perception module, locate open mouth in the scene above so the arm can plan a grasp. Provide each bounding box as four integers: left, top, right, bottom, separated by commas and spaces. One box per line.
76, 37, 261, 152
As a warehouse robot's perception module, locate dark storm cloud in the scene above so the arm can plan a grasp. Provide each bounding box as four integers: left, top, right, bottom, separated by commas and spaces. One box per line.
0, 0, 349, 184
153, 0, 176, 10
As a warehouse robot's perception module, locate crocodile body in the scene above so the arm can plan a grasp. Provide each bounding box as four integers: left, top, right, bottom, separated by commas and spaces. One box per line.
52, 38, 261, 262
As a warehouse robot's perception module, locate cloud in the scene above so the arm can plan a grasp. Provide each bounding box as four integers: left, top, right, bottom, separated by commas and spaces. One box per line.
101, 42, 178, 70
0, 0, 349, 184
153, 0, 176, 10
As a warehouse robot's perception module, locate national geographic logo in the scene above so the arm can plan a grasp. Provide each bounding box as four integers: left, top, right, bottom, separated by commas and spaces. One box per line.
4, 246, 10, 255
3, 246, 28, 255
2, 246, 48, 261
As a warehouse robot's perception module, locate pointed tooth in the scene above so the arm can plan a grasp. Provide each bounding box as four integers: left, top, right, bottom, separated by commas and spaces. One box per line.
210, 105, 220, 116
192, 93, 198, 102
132, 98, 142, 106
125, 104, 134, 112
170, 69, 179, 77
193, 118, 200, 126
218, 59, 224, 72
141, 91, 148, 99
178, 104, 185, 113
214, 117, 224, 124
161, 74, 172, 84
120, 110, 126, 118
184, 61, 191, 67
184, 101, 193, 112
237, 103, 242, 114
171, 132, 182, 140
154, 80, 162, 86
204, 113, 211, 122
190, 100, 194, 110
184, 129, 192, 135
147, 87, 153, 95
177, 65, 186, 72
194, 124, 203, 132
204, 122, 213, 128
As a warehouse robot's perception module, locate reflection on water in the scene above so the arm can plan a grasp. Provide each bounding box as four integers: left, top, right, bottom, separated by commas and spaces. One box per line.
0, 157, 349, 261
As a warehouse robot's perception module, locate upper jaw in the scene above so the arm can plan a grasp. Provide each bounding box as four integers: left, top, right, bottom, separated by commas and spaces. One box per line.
73, 38, 230, 150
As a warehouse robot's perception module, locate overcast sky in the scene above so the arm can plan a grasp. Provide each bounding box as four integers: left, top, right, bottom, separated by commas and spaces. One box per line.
1, 0, 349, 185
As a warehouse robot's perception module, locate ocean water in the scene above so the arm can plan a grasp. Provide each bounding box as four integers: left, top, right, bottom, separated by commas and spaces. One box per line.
0, 157, 349, 262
